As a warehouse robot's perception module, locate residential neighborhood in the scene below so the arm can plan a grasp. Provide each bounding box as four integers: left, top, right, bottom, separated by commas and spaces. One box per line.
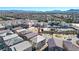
0, 8, 79, 51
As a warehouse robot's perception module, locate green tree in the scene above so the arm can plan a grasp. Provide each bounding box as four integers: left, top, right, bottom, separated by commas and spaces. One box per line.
64, 19, 73, 23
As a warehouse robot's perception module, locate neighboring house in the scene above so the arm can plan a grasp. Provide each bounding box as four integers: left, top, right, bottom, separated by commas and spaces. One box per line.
48, 38, 65, 51
0, 37, 12, 51
15, 29, 31, 35
0, 24, 5, 30
30, 35, 46, 50
3, 34, 24, 46
63, 41, 79, 51
10, 41, 32, 51
23, 32, 38, 40
0, 30, 13, 37
12, 27, 23, 32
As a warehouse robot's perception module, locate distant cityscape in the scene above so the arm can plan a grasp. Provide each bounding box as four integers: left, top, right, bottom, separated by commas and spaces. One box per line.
0, 8, 79, 51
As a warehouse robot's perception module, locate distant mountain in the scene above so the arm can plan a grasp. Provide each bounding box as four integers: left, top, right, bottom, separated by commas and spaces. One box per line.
66, 9, 79, 13
45, 9, 79, 14
0, 9, 79, 14
45, 10, 63, 13
67, 9, 79, 11
0, 10, 44, 13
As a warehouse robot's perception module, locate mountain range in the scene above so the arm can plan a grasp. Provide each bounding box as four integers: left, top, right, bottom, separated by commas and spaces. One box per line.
0, 9, 79, 14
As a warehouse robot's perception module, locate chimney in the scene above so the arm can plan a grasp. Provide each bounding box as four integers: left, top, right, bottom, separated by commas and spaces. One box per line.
38, 27, 42, 35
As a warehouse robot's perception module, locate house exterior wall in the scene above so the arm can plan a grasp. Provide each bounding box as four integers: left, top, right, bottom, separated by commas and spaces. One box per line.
34, 39, 46, 49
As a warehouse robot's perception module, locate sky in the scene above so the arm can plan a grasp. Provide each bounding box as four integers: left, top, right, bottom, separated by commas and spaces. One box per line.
0, 7, 79, 11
